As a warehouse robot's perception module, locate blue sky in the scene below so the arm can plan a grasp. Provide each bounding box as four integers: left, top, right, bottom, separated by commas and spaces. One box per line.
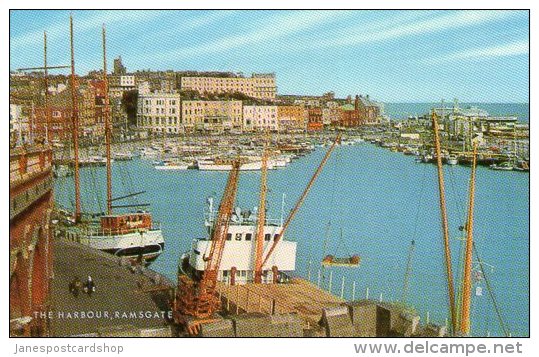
10, 10, 529, 102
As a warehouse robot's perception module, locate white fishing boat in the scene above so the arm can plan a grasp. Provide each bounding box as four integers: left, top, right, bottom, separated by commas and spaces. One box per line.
154, 159, 190, 170
180, 198, 296, 285
447, 155, 459, 165
112, 152, 133, 161
79, 155, 111, 166
198, 158, 275, 171
489, 161, 514, 171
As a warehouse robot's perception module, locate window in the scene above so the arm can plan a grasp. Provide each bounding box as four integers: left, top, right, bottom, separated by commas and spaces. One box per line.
226, 233, 232, 241
274, 234, 279, 241
264, 233, 271, 241
235, 233, 242, 241
245, 233, 252, 241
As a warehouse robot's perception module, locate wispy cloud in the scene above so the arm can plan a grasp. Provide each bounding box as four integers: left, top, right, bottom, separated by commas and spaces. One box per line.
138, 11, 238, 42
310, 10, 521, 50
11, 10, 164, 48
150, 10, 353, 61
423, 40, 529, 64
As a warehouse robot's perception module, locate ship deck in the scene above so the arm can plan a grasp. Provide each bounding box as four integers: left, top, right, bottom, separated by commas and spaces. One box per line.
216, 278, 344, 328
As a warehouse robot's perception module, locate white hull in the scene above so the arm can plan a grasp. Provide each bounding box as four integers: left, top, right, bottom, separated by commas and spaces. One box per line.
64, 228, 165, 262
155, 164, 189, 170
198, 161, 275, 171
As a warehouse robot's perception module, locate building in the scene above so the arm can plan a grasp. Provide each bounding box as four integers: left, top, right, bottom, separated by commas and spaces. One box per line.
113, 56, 126, 75
307, 107, 323, 131
109, 75, 136, 99
243, 105, 278, 132
356, 95, 381, 125
10, 104, 29, 143
335, 95, 382, 128
338, 103, 360, 128
138, 81, 151, 95
182, 100, 243, 132
322, 107, 340, 126
10, 143, 54, 336
277, 105, 307, 132
33, 84, 99, 142
180, 73, 276, 101
136, 91, 182, 135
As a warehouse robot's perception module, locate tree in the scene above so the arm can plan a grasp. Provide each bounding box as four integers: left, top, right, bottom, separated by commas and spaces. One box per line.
122, 90, 138, 126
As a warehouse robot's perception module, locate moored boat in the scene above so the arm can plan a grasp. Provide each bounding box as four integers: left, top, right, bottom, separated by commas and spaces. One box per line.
154, 159, 190, 170
490, 161, 514, 171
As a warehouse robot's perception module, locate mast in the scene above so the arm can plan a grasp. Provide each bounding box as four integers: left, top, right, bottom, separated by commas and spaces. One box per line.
432, 111, 457, 334
460, 141, 478, 335
254, 133, 269, 283
70, 15, 81, 222
102, 24, 113, 215
261, 133, 341, 268
43, 31, 50, 144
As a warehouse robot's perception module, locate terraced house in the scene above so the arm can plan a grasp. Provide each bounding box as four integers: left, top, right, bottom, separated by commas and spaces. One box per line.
180, 73, 276, 101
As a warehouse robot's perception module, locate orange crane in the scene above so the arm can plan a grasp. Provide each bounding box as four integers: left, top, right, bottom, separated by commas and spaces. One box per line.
460, 140, 478, 334
432, 111, 457, 334
173, 160, 241, 334
254, 135, 269, 284
259, 133, 341, 271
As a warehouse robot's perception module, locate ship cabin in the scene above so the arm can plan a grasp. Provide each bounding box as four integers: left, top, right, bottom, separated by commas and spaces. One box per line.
188, 202, 297, 285
99, 212, 153, 235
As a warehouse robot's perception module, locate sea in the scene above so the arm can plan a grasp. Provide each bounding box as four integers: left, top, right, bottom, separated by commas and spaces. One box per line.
54, 103, 529, 337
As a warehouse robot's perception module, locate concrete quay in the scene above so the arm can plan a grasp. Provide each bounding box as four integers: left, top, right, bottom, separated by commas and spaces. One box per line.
49, 239, 174, 337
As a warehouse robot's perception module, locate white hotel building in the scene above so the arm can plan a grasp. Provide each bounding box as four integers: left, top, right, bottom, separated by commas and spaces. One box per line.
136, 91, 182, 134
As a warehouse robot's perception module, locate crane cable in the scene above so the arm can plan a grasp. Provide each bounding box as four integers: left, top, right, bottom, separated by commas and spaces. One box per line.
473, 242, 510, 337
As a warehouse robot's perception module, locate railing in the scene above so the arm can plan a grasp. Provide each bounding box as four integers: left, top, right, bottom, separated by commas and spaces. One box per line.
76, 221, 162, 237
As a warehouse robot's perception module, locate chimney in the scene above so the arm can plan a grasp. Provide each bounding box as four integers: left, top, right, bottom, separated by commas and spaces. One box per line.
354, 95, 359, 111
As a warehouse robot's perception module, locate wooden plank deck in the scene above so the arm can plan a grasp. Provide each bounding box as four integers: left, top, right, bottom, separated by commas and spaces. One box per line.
216, 278, 344, 327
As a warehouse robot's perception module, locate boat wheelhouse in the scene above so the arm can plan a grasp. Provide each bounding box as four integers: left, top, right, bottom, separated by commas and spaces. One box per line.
182, 198, 297, 285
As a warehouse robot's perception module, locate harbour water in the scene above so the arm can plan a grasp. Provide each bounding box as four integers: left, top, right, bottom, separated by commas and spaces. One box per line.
54, 142, 529, 337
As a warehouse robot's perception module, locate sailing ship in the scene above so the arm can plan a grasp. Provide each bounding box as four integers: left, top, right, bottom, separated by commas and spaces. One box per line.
56, 20, 164, 265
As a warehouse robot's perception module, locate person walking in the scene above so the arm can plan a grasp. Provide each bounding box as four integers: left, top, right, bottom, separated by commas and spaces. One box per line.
84, 275, 96, 296
69, 276, 82, 298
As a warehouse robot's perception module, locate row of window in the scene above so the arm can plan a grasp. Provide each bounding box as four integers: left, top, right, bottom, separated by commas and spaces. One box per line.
141, 116, 180, 126
143, 107, 176, 114
225, 232, 279, 242
143, 99, 178, 106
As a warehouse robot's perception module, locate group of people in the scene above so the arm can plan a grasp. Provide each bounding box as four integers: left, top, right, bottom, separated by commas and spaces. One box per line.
69, 276, 96, 298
